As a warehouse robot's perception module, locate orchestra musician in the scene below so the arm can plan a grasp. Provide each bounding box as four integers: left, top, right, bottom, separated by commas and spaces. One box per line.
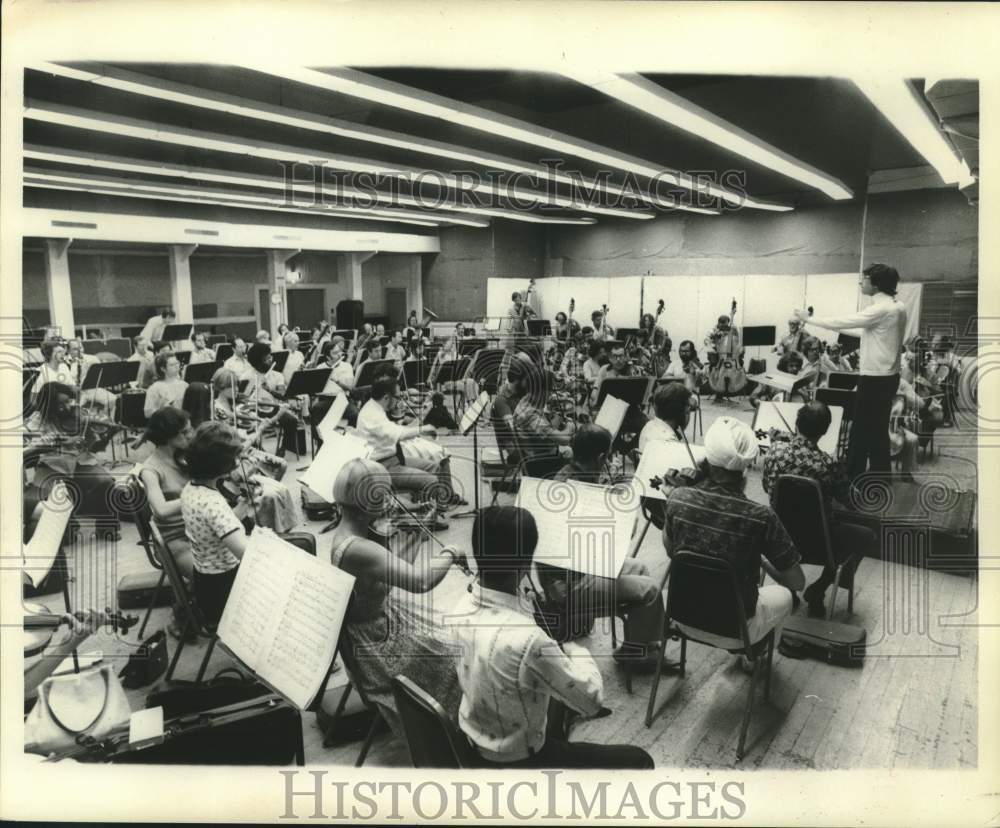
31, 339, 73, 396
591, 309, 616, 341
280, 331, 305, 383
449, 505, 655, 769
659, 340, 705, 405
592, 344, 649, 438
128, 336, 157, 389
189, 332, 216, 365
705, 313, 744, 402
775, 317, 806, 357
820, 342, 853, 375
553, 310, 580, 342
222, 336, 255, 383
325, 458, 470, 739
143, 352, 189, 418
638, 383, 692, 453
138, 306, 174, 346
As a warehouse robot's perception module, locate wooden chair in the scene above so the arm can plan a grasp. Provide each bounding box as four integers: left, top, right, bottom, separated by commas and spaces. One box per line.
646, 551, 776, 761
771, 474, 864, 617
391, 675, 478, 768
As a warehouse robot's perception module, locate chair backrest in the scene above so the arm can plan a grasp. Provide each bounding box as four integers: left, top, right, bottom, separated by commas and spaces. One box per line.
125, 475, 161, 570
149, 521, 211, 634
666, 551, 752, 649
280, 532, 317, 557
771, 474, 835, 569
390, 675, 477, 768
491, 412, 518, 461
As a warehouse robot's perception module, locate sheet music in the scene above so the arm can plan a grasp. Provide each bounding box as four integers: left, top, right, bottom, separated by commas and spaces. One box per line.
516, 476, 634, 579
753, 401, 843, 456
218, 528, 355, 710
746, 369, 805, 394
22, 482, 74, 585
594, 395, 629, 443
460, 391, 491, 435
317, 394, 349, 443
298, 431, 371, 503
632, 440, 706, 500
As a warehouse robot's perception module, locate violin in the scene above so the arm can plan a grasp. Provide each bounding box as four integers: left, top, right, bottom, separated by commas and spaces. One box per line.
23, 605, 138, 658
708, 298, 748, 395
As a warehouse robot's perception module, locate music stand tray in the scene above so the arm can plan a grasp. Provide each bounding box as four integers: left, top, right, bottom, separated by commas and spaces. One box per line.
617, 328, 640, 342
270, 350, 290, 374
285, 367, 333, 397
184, 360, 222, 384
402, 359, 430, 389
81, 360, 140, 392
595, 376, 653, 411
434, 358, 471, 387
742, 326, 777, 348
161, 323, 194, 342
355, 359, 397, 388
215, 344, 235, 363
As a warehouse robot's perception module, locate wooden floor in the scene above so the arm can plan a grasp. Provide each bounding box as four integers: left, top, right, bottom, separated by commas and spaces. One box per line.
38, 398, 979, 770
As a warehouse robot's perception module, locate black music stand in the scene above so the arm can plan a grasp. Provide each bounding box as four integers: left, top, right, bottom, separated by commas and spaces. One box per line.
594, 376, 653, 411
742, 325, 777, 366
526, 319, 551, 337
284, 367, 332, 399
459, 339, 487, 357
174, 350, 192, 367
331, 329, 355, 341
81, 361, 140, 464
161, 323, 194, 343
270, 350, 290, 374
838, 333, 861, 354
215, 344, 235, 363
435, 357, 471, 419
617, 327, 640, 343
184, 360, 222, 384
827, 372, 859, 391
402, 359, 430, 391
206, 334, 228, 348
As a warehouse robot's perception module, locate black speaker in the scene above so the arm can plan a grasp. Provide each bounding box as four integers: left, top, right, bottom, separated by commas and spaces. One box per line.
336, 300, 364, 330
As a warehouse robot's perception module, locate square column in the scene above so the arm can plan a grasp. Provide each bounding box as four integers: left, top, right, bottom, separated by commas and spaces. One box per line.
43, 238, 74, 337
168, 244, 197, 324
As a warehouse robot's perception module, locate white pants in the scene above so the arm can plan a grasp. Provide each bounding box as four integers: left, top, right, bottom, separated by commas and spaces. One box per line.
676, 584, 792, 651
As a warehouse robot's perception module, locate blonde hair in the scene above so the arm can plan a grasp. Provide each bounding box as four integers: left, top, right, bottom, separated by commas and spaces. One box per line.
333, 458, 393, 513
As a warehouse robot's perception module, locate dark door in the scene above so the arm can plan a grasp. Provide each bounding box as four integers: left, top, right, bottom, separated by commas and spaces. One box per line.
385, 288, 407, 329
287, 288, 326, 330
258, 289, 271, 335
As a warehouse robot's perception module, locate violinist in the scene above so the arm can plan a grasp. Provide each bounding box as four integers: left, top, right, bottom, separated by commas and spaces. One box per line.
24, 381, 121, 534
660, 340, 705, 402
638, 312, 668, 351
280, 331, 305, 384
796, 336, 825, 399
705, 314, 744, 403
326, 458, 469, 737
310, 340, 359, 434
245, 342, 301, 459
511, 360, 574, 473
222, 336, 255, 383
638, 384, 691, 453
821, 342, 853, 375
188, 332, 215, 365
553, 311, 579, 342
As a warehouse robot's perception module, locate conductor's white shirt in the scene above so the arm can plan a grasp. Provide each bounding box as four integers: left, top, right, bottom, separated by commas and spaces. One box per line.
805, 292, 907, 376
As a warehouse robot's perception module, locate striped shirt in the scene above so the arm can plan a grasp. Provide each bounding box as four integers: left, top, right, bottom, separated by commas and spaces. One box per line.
662, 480, 800, 616
449, 586, 604, 763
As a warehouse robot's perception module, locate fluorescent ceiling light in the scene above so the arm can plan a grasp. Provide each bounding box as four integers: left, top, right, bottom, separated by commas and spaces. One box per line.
25, 100, 663, 220
255, 64, 789, 212
23, 145, 596, 225
564, 70, 853, 201
24, 174, 448, 227
30, 61, 658, 211
854, 78, 969, 186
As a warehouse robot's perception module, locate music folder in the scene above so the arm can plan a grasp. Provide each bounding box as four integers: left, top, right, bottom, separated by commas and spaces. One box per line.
216, 527, 355, 711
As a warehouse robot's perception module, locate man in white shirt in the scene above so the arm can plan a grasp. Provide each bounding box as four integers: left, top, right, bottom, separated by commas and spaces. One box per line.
280, 331, 304, 385
188, 332, 216, 365
638, 382, 691, 453
356, 375, 464, 518
138, 307, 173, 345
310, 341, 358, 434
796, 263, 907, 480
449, 505, 654, 769
222, 337, 256, 383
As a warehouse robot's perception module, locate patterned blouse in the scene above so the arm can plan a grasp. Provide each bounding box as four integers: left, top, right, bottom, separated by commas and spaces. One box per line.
180, 482, 243, 575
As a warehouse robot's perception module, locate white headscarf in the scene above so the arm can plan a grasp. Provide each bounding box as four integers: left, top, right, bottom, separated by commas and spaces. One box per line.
704, 416, 759, 471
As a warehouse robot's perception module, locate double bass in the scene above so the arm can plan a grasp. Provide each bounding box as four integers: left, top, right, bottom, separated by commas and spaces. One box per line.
708, 299, 747, 395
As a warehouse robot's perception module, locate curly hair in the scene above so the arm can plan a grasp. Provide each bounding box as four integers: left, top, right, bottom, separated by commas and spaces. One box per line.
184, 421, 243, 481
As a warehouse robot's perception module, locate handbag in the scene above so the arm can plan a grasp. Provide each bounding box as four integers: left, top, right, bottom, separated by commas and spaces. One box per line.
25, 663, 132, 756
118, 630, 169, 689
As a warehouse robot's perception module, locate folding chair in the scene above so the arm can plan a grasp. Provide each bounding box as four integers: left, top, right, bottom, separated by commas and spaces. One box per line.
150, 523, 220, 685
391, 675, 478, 768
646, 551, 777, 761
771, 474, 864, 618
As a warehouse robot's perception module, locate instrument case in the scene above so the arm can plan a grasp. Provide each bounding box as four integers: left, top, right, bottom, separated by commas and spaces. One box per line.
779, 615, 866, 667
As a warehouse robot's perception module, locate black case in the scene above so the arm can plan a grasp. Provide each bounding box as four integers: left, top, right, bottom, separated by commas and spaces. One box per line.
117, 570, 174, 609
779, 615, 867, 667
108, 695, 304, 765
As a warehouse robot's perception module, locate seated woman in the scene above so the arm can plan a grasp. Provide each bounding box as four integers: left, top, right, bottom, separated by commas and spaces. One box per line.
31, 339, 72, 397
244, 342, 301, 458
143, 352, 189, 419
179, 422, 250, 627
326, 458, 470, 736
24, 381, 121, 533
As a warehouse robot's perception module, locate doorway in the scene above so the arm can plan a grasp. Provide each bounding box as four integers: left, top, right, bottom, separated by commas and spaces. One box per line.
385, 288, 408, 329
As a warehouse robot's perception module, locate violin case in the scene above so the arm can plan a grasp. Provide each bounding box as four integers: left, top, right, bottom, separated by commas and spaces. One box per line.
779, 615, 867, 667
117, 570, 174, 610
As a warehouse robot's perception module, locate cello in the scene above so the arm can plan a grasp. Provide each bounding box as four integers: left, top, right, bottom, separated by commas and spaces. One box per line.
708, 299, 747, 396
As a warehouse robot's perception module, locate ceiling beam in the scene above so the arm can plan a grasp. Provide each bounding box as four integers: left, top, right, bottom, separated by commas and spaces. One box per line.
23, 145, 596, 226
563, 70, 853, 201
21, 208, 442, 254
254, 64, 790, 211
29, 61, 658, 211
24, 100, 666, 220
